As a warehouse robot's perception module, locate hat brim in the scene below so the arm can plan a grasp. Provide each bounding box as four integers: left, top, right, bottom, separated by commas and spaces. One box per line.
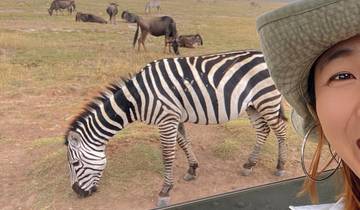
291, 109, 318, 142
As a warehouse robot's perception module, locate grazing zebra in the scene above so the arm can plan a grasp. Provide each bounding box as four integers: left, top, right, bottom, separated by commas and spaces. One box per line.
65, 50, 287, 207
145, 0, 160, 13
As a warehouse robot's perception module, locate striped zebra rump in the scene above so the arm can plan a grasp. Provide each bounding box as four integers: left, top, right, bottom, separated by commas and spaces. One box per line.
65, 49, 287, 207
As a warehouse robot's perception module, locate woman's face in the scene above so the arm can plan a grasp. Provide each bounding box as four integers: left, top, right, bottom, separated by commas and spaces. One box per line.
314, 35, 360, 178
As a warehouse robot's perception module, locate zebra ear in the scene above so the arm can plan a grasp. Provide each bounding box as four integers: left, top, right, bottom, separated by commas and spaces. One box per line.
67, 131, 81, 148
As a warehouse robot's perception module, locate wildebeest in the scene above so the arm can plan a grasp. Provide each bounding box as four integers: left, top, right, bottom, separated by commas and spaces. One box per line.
133, 16, 179, 55
145, 0, 160, 13
176, 34, 203, 48
48, 0, 76, 16
75, 12, 107, 24
106, 2, 118, 24
121, 10, 138, 23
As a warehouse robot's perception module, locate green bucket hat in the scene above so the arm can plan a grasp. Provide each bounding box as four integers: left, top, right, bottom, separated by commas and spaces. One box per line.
256, 0, 360, 138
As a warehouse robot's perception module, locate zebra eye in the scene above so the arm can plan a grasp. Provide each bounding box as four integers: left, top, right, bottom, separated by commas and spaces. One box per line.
72, 160, 80, 167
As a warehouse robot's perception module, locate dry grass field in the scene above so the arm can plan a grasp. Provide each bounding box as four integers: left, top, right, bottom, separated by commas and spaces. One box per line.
0, 0, 331, 209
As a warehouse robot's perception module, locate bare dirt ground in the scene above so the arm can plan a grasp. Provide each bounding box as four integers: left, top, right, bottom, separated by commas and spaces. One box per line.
0, 85, 306, 210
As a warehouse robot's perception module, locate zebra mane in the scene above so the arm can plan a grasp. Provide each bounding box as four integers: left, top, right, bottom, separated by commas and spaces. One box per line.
64, 74, 134, 145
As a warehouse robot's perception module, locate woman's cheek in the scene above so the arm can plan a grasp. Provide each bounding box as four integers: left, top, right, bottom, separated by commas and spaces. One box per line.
316, 89, 348, 140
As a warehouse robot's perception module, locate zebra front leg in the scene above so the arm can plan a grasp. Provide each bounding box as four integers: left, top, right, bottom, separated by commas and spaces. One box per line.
241, 113, 270, 176
177, 123, 199, 181
156, 120, 178, 207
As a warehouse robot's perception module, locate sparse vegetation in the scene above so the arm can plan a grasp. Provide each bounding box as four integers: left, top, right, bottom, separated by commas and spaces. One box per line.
105, 143, 163, 187
213, 138, 240, 160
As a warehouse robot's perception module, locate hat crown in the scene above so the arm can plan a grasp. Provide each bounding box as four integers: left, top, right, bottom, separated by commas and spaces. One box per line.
257, 0, 340, 32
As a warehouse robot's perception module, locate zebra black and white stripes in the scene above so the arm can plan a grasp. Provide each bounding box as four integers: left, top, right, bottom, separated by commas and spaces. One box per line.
65, 50, 287, 206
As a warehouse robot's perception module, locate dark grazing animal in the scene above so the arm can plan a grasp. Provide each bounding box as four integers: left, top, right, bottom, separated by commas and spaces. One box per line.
48, 0, 76, 16
106, 3, 118, 24
75, 12, 107, 24
145, 0, 160, 13
121, 10, 138, 23
133, 16, 179, 55
65, 50, 287, 207
176, 34, 203, 48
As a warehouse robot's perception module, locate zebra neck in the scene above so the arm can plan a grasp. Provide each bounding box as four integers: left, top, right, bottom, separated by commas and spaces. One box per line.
100, 81, 140, 135
70, 83, 141, 148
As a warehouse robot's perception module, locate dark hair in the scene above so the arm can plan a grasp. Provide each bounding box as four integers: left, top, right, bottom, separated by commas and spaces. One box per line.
307, 66, 316, 107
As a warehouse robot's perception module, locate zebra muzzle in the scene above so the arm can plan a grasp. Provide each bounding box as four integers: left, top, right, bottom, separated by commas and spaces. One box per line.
72, 182, 97, 198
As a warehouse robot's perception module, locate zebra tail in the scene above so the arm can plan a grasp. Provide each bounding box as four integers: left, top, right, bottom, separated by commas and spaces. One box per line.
133, 23, 139, 48
279, 102, 288, 122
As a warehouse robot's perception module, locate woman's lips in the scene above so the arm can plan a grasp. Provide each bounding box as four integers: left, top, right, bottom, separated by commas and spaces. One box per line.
357, 139, 360, 149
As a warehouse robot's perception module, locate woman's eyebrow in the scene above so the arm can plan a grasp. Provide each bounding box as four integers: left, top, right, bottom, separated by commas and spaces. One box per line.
316, 48, 353, 71
326, 48, 353, 62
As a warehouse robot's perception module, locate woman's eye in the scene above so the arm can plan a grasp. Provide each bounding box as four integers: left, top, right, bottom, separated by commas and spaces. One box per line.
329, 72, 356, 82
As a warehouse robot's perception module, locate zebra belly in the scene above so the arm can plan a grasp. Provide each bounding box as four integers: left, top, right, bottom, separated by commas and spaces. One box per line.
181, 104, 250, 125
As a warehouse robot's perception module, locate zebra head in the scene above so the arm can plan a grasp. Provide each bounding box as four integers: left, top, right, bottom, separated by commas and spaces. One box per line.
65, 130, 107, 197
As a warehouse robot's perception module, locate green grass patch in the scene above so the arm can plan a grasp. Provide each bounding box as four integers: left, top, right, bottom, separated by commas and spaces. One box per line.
27, 146, 69, 209
104, 142, 163, 191
31, 136, 64, 147
114, 122, 159, 142
224, 119, 252, 131
213, 138, 240, 160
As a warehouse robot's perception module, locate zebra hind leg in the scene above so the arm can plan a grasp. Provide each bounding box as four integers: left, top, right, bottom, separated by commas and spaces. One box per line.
158, 184, 172, 207
259, 109, 287, 176
272, 118, 287, 176
241, 108, 270, 176
177, 123, 199, 181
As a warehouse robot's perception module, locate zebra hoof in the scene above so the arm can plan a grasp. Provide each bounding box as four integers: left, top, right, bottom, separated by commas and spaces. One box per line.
157, 196, 171, 208
274, 170, 285, 177
240, 168, 253, 176
183, 173, 196, 181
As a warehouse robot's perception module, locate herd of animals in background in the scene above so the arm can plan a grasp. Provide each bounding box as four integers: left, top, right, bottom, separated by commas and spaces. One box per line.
132, 16, 179, 54
47, 0, 204, 54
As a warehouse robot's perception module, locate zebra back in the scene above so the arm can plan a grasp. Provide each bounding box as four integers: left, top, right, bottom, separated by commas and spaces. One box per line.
133, 50, 280, 124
